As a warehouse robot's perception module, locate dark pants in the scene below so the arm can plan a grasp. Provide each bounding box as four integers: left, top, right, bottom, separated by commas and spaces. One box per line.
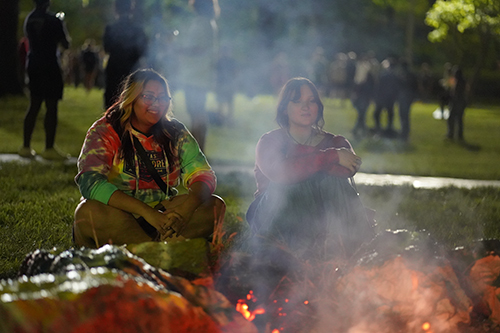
374, 101, 395, 132
248, 174, 374, 259
447, 100, 466, 140
352, 96, 371, 137
23, 96, 58, 149
398, 97, 413, 141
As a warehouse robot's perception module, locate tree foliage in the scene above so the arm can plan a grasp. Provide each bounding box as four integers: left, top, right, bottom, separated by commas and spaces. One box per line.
426, 0, 500, 42
425, 0, 500, 98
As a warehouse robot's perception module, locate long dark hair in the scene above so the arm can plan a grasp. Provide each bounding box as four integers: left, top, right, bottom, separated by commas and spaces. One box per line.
275, 77, 325, 130
105, 68, 180, 169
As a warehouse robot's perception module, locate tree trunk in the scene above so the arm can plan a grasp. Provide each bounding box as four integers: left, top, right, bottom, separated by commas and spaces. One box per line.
0, 0, 23, 97
404, 0, 417, 66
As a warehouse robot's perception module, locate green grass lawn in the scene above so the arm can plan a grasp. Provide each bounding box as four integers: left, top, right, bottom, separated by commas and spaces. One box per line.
1, 86, 500, 179
1, 86, 500, 279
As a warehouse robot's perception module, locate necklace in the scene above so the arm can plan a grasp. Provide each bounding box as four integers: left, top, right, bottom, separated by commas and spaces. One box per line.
288, 129, 315, 146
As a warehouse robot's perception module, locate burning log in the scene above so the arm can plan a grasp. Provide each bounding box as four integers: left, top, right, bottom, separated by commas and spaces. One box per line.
1, 244, 256, 333
333, 230, 473, 332
450, 239, 500, 329
217, 230, 500, 332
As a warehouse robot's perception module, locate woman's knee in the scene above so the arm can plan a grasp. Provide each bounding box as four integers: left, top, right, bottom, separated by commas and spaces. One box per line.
73, 199, 112, 246
74, 199, 105, 223
211, 194, 226, 217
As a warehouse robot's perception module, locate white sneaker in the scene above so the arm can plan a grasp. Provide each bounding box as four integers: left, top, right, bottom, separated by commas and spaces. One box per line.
41, 147, 71, 161
18, 146, 36, 158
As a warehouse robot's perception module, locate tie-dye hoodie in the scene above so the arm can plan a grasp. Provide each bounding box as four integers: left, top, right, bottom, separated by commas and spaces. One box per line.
75, 116, 216, 207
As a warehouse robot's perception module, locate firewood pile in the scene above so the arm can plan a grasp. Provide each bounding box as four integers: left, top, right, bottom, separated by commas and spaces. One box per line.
2, 230, 500, 332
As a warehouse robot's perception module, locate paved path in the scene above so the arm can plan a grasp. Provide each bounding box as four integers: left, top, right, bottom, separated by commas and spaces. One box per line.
2, 154, 500, 189
207, 165, 500, 189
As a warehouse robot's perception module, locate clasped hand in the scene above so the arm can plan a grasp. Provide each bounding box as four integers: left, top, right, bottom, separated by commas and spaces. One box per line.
337, 148, 362, 173
158, 211, 185, 240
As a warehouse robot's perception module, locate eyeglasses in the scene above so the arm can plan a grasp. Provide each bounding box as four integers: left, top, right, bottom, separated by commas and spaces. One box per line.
140, 94, 171, 106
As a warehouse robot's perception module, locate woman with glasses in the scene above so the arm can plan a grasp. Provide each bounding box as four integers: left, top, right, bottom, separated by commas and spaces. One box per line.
247, 77, 374, 259
73, 68, 224, 248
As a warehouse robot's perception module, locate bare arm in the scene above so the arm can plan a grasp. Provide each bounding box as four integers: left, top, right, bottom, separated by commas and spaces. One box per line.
107, 190, 165, 230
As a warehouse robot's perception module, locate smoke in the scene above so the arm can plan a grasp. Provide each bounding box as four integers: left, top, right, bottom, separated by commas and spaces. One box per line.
113, 2, 481, 331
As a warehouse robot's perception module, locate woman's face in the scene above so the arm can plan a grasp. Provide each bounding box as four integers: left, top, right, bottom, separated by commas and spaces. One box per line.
131, 80, 170, 133
286, 84, 319, 129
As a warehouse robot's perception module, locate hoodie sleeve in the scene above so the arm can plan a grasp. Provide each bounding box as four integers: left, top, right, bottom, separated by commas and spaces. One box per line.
176, 123, 216, 193
75, 118, 121, 204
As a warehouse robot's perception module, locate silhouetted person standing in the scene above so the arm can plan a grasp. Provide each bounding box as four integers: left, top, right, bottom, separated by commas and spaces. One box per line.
19, 0, 71, 160
351, 53, 375, 139
103, 0, 147, 109
177, 0, 219, 150
397, 61, 418, 142
447, 66, 467, 141
80, 39, 99, 93
373, 58, 400, 137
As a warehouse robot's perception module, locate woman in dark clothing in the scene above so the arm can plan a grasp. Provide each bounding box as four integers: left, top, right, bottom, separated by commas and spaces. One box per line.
19, 0, 71, 160
247, 77, 374, 259
447, 66, 467, 141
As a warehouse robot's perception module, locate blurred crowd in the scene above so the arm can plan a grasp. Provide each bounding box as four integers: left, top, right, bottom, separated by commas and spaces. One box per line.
61, 39, 106, 92
17, 0, 467, 151
303, 48, 466, 142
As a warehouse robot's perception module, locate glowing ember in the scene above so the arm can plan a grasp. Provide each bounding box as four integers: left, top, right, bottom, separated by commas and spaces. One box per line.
235, 291, 265, 321
422, 322, 431, 331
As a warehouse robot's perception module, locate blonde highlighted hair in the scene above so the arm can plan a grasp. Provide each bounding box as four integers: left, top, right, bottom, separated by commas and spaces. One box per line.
105, 68, 178, 168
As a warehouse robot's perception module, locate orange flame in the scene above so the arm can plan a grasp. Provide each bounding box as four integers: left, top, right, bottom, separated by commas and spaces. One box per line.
236, 291, 265, 321
422, 322, 431, 331
236, 300, 265, 321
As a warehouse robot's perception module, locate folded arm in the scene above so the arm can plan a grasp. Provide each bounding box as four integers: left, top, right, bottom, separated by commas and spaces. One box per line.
256, 133, 359, 184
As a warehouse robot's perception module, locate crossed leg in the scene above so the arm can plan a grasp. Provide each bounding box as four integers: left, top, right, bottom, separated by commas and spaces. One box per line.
73, 194, 225, 248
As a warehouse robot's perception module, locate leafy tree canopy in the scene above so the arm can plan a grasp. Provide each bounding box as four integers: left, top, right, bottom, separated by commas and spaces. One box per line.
426, 0, 500, 42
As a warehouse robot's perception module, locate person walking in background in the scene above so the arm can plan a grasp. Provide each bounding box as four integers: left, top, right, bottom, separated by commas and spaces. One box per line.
447, 66, 467, 141
328, 52, 348, 101
397, 60, 418, 142
80, 39, 99, 93
437, 62, 453, 119
373, 57, 400, 137
308, 46, 329, 97
19, 0, 71, 160
177, 0, 219, 150
103, 0, 147, 109
350, 52, 375, 139
215, 44, 237, 126
344, 51, 357, 101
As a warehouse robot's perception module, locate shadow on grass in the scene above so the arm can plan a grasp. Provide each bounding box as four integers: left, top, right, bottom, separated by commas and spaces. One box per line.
460, 141, 481, 152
